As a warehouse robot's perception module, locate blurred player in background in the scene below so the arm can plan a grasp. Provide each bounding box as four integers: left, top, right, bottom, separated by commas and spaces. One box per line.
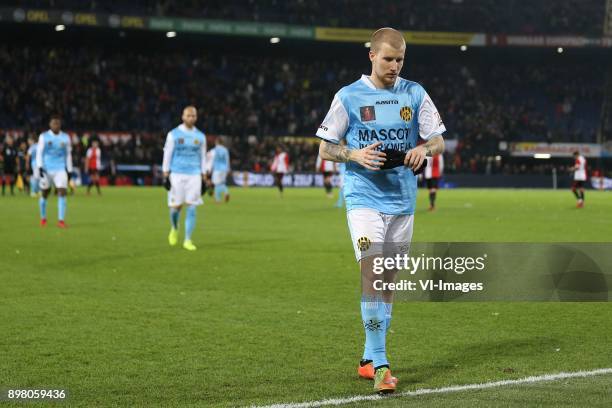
316, 28, 445, 393
210, 137, 230, 203
85, 139, 102, 195
271, 145, 289, 196
17, 141, 28, 195
571, 151, 587, 208
424, 153, 443, 211
36, 115, 73, 228
205, 147, 215, 197
335, 161, 346, 208
26, 138, 40, 197
2, 137, 17, 196
316, 154, 336, 198
162, 106, 207, 251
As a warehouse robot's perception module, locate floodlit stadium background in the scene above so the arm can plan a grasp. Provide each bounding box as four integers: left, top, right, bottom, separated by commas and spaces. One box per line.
1, 1, 611, 407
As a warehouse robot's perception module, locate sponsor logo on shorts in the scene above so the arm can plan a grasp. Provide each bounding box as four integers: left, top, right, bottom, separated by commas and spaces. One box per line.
400, 106, 413, 122
319, 124, 328, 131
360, 106, 376, 122
357, 236, 372, 251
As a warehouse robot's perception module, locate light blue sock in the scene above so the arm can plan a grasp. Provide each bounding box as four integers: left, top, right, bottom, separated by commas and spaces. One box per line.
39, 197, 47, 219
214, 185, 222, 202
361, 297, 388, 368
220, 183, 228, 197
185, 205, 196, 240
31, 178, 39, 193
58, 196, 66, 221
384, 303, 393, 333
335, 187, 344, 207
170, 208, 180, 229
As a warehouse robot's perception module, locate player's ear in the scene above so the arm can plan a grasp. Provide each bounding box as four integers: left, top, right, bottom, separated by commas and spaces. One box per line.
368, 50, 376, 62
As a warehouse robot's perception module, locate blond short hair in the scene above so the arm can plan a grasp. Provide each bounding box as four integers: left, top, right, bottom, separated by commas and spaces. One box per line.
370, 27, 405, 52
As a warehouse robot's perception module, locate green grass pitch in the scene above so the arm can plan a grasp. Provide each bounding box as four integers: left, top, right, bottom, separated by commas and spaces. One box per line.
1, 187, 611, 407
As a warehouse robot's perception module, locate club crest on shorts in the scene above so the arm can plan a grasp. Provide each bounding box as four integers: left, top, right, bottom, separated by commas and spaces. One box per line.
400, 106, 413, 122
357, 236, 371, 251
360, 106, 376, 122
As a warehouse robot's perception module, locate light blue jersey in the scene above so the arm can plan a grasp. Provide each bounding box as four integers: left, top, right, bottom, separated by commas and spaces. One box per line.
28, 144, 38, 170
162, 124, 207, 175
36, 130, 73, 172
211, 145, 230, 173
316, 75, 446, 215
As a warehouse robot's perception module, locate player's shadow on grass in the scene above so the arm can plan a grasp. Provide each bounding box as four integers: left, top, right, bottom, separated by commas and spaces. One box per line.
394, 336, 559, 384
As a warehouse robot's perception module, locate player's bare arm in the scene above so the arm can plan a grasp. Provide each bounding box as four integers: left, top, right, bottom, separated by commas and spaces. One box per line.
404, 135, 444, 170
319, 140, 386, 171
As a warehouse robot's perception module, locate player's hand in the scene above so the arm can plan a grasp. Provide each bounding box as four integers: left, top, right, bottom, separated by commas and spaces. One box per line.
349, 141, 386, 171
201, 175, 207, 196
66, 170, 72, 181
163, 175, 171, 191
38, 167, 45, 178
404, 145, 427, 171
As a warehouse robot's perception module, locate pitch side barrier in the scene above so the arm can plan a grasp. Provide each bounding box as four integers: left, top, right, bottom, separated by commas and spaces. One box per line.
229, 172, 599, 189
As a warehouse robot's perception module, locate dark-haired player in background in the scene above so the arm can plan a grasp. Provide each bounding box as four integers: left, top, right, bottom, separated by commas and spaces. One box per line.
424, 153, 443, 211
316, 154, 336, 198
271, 146, 289, 196
571, 151, 587, 208
86, 139, 103, 195
2, 137, 17, 196
36, 115, 72, 227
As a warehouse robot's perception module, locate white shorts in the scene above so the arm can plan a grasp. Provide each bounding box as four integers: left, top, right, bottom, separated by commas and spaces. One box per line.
347, 208, 414, 261
168, 173, 203, 207
39, 170, 68, 190
212, 171, 228, 185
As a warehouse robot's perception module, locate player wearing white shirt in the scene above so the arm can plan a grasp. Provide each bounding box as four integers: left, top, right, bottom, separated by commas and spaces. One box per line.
571, 151, 587, 208
271, 146, 289, 195
316, 28, 445, 393
36, 115, 73, 228
162, 106, 207, 251
316, 155, 336, 197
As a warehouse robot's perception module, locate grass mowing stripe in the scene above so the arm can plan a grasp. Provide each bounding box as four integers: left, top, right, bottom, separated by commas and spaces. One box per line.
253, 368, 612, 408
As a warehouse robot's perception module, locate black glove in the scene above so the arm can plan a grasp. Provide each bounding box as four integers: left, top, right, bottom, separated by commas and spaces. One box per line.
163, 175, 171, 191
201, 178, 207, 196
66, 169, 72, 181
413, 157, 428, 175
38, 167, 46, 178
380, 149, 406, 170
380, 148, 428, 174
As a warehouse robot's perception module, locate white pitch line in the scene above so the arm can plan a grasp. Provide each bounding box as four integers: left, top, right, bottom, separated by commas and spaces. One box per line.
252, 368, 612, 408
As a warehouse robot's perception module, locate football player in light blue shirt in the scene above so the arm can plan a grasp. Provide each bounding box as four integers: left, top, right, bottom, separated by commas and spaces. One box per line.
210, 137, 231, 203
26, 138, 40, 197
36, 115, 73, 228
162, 106, 207, 251
316, 28, 445, 393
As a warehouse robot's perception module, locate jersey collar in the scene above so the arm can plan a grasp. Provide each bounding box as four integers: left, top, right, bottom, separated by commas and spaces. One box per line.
179, 124, 197, 132
360, 74, 400, 90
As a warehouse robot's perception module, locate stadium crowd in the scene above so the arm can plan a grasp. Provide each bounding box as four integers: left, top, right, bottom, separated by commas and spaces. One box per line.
0, 42, 607, 177
6, 0, 607, 35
